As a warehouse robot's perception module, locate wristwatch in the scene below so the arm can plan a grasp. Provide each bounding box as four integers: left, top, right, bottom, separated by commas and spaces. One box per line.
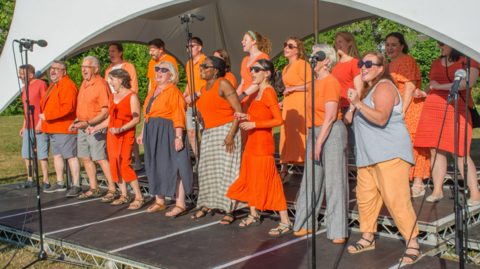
176, 136, 182, 140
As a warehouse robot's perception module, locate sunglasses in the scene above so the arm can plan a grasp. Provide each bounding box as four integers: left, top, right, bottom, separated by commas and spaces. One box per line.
199, 64, 214, 69
154, 66, 169, 73
186, 44, 198, 49
283, 43, 297, 49
249, 66, 266, 73
437, 41, 445, 46
357, 60, 382, 69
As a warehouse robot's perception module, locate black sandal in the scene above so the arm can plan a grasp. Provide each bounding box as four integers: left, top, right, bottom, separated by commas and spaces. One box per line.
220, 213, 237, 226
348, 237, 375, 253
399, 247, 422, 264
191, 207, 212, 220
238, 214, 261, 228
269, 222, 293, 237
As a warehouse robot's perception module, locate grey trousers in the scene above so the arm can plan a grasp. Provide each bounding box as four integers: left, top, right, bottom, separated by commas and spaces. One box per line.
294, 120, 349, 239
341, 106, 356, 160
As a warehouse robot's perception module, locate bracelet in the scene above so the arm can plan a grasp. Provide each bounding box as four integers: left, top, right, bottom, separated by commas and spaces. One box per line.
194, 92, 198, 98
348, 108, 353, 113
228, 131, 235, 135
120, 126, 124, 132
86, 121, 90, 126
357, 103, 364, 111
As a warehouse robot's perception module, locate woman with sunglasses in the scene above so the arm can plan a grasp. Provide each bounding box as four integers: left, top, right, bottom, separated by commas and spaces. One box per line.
414, 42, 480, 205
136, 61, 193, 217
86, 69, 143, 209
347, 51, 420, 264
237, 30, 271, 146
278, 37, 312, 180
385, 32, 430, 197
227, 59, 292, 237
192, 56, 247, 225
214, 49, 237, 88
331, 31, 363, 162
293, 44, 349, 243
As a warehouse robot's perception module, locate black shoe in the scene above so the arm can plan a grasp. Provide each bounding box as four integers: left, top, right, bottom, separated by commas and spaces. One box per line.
66, 186, 82, 197
39, 182, 51, 192
43, 182, 67, 193
17, 179, 35, 189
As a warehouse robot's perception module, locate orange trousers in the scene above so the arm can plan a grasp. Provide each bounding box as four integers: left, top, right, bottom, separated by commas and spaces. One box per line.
357, 158, 419, 240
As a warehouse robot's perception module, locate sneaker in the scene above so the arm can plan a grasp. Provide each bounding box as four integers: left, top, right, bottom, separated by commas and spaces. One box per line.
43, 182, 67, 193
39, 182, 51, 192
17, 179, 35, 189
133, 162, 143, 171
66, 186, 83, 197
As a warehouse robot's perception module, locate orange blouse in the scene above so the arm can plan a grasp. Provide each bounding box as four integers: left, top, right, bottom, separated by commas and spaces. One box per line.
143, 83, 186, 129
282, 58, 312, 87
197, 79, 235, 129
306, 75, 342, 128
224, 72, 237, 89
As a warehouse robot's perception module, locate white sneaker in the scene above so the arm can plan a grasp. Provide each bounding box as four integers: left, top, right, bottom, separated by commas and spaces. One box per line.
133, 162, 143, 171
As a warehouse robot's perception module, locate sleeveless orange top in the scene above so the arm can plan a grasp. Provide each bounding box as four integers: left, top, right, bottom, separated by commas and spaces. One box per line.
197, 78, 235, 129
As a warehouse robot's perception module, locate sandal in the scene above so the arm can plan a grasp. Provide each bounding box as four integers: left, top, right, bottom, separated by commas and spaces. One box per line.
111, 195, 131, 206
411, 184, 425, 198
348, 237, 375, 253
238, 214, 260, 228
269, 222, 293, 237
294, 228, 317, 236
101, 190, 119, 203
280, 170, 289, 182
399, 247, 422, 264
128, 197, 145, 210
333, 238, 346, 244
78, 188, 102, 200
165, 206, 187, 219
191, 207, 212, 219
146, 202, 167, 213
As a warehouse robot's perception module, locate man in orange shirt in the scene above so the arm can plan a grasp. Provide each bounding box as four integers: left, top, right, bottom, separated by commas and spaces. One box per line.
183, 37, 206, 163
104, 43, 142, 171
70, 56, 116, 201
147, 39, 178, 92
39, 60, 82, 196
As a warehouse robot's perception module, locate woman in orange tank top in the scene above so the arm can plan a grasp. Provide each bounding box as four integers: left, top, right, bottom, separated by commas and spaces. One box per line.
278, 37, 312, 180
86, 69, 144, 210
236, 30, 271, 146
227, 59, 292, 237
193, 56, 247, 225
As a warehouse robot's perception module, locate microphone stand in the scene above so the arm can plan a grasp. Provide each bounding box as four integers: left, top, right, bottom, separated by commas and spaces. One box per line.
17, 42, 88, 269
309, 57, 318, 268
462, 57, 471, 265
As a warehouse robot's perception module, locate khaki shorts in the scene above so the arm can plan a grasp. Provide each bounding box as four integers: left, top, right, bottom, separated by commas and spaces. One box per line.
186, 106, 205, 131
77, 128, 107, 161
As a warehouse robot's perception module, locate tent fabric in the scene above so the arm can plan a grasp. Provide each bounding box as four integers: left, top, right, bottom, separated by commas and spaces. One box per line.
1, 0, 479, 113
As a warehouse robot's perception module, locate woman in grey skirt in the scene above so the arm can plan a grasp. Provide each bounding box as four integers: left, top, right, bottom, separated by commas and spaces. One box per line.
293, 44, 349, 243
190, 56, 247, 225
136, 61, 193, 218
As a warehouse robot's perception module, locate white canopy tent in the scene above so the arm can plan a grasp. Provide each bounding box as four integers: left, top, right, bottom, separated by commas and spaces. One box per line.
1, 0, 479, 113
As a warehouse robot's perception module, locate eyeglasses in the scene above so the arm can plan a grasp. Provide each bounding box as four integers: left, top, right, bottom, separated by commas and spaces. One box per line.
284, 43, 297, 49
437, 41, 445, 46
249, 66, 266, 73
357, 60, 382, 69
154, 66, 169, 73
199, 64, 214, 69
186, 44, 198, 49
81, 66, 95, 69
50, 67, 65, 71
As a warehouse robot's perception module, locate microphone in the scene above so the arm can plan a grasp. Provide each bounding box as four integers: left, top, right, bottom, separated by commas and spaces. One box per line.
13, 39, 48, 49
306, 51, 327, 61
179, 14, 205, 23
191, 14, 204, 21
447, 69, 467, 103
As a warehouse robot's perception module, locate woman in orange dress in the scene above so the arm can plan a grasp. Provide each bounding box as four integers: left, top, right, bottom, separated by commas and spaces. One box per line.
86, 69, 143, 210
278, 37, 312, 179
385, 32, 430, 197
415, 42, 480, 205
227, 59, 292, 237
236, 30, 271, 146
214, 49, 237, 88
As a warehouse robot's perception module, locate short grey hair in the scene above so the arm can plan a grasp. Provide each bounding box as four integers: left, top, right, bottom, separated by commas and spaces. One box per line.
53, 60, 68, 72
312, 44, 337, 72
83, 56, 100, 68
156, 61, 179, 84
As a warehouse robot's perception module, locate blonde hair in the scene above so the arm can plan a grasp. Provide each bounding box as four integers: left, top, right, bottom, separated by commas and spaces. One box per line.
312, 44, 337, 72
245, 30, 271, 55
335, 31, 361, 60
156, 61, 179, 84
285, 37, 306, 60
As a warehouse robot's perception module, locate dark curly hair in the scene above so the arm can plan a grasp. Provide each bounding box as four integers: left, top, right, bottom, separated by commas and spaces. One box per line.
109, 69, 132, 89
256, 59, 285, 93
206, 56, 226, 78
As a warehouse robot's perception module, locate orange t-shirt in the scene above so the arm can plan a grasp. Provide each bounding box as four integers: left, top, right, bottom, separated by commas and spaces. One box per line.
240, 53, 269, 92
143, 83, 186, 129
185, 54, 207, 107
77, 75, 110, 122
224, 72, 237, 89
22, 79, 48, 129
331, 58, 360, 108
282, 58, 313, 87
147, 54, 179, 91
197, 78, 235, 129
306, 75, 342, 128
105, 59, 139, 93
40, 75, 78, 134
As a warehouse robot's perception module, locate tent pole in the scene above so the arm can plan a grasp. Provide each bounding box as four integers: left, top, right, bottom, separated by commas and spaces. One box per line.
214, 2, 227, 50
314, 0, 319, 44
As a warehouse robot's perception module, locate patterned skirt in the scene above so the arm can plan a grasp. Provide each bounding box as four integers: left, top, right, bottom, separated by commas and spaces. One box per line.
197, 122, 247, 212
